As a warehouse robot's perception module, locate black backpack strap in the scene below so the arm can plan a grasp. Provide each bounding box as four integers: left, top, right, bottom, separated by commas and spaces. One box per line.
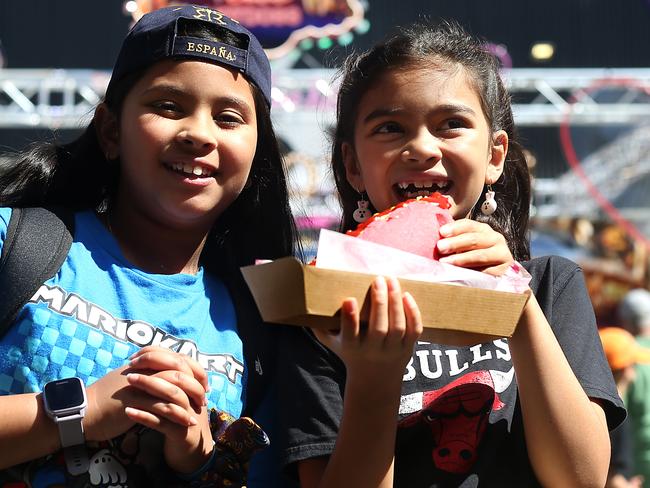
0, 207, 74, 337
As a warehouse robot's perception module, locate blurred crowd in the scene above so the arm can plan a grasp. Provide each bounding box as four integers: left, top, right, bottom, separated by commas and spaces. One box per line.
600, 288, 650, 487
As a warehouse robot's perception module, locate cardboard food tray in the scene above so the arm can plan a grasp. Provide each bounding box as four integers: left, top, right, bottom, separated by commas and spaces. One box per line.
241, 257, 530, 345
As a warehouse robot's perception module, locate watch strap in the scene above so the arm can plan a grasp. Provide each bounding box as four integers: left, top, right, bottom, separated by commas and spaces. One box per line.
56, 413, 85, 447
57, 413, 89, 475
63, 444, 90, 476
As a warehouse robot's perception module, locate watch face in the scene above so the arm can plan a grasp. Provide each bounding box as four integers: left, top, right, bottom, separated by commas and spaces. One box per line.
44, 378, 85, 412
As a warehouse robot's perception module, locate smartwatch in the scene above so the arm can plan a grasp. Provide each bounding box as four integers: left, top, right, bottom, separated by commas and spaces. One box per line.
43, 377, 89, 475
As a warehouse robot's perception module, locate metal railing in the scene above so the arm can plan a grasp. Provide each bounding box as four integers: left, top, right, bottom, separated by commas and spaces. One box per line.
2, 67, 650, 232
3, 67, 650, 128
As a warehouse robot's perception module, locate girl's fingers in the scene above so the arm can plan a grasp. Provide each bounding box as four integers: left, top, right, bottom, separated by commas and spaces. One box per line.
126, 385, 204, 428
439, 229, 499, 255
319, 279, 419, 363
124, 406, 197, 434
479, 262, 514, 277
154, 370, 207, 410
439, 218, 484, 237
385, 277, 406, 344
403, 292, 424, 343
367, 276, 389, 347
440, 246, 509, 269
128, 353, 194, 386
127, 370, 206, 412
340, 297, 361, 344
129, 398, 197, 428
127, 372, 194, 412
129, 347, 209, 392
437, 219, 512, 270
313, 297, 360, 352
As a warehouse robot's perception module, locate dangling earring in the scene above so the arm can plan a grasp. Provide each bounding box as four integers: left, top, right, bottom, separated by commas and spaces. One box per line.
353, 192, 371, 223
481, 185, 497, 215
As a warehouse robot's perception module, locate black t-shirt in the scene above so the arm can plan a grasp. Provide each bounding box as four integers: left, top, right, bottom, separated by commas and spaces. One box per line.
609, 417, 634, 480
277, 256, 626, 487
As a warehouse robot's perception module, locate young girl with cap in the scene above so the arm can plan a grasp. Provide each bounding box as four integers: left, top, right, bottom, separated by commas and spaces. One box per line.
277, 20, 625, 487
0, 5, 297, 486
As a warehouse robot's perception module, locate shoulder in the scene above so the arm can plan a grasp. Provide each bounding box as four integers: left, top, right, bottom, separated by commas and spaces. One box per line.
522, 255, 584, 297
522, 254, 581, 279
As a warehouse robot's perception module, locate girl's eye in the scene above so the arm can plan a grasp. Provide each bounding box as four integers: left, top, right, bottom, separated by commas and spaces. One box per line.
374, 121, 403, 134
440, 118, 466, 130
152, 101, 181, 114
215, 111, 245, 126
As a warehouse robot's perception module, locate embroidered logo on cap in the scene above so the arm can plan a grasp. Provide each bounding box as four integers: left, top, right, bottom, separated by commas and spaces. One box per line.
174, 36, 247, 70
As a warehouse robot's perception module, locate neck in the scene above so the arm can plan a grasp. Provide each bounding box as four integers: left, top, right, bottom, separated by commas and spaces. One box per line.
102, 207, 211, 275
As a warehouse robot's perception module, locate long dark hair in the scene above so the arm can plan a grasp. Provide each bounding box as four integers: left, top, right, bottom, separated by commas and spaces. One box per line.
331, 20, 531, 261
0, 21, 299, 268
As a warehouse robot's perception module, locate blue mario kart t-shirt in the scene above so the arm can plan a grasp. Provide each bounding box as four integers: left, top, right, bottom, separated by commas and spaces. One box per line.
0, 207, 246, 486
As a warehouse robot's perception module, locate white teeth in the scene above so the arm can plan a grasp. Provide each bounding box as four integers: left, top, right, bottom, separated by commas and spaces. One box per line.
397, 180, 448, 190
168, 162, 212, 176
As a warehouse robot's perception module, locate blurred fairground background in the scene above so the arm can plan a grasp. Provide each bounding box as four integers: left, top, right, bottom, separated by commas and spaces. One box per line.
2, 0, 650, 324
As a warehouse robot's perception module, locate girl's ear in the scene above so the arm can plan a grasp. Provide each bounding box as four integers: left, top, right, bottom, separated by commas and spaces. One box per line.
94, 103, 120, 160
342, 142, 364, 192
486, 130, 508, 184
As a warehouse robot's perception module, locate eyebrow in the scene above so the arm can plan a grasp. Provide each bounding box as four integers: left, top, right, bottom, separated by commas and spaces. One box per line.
141, 84, 254, 113
361, 103, 478, 124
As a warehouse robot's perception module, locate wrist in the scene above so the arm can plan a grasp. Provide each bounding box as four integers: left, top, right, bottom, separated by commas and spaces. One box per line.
345, 368, 404, 404
35, 392, 64, 454
173, 440, 216, 480
42, 377, 89, 475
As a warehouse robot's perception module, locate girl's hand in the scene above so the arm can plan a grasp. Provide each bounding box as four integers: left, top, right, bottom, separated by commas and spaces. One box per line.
83, 365, 139, 442
84, 347, 211, 462
127, 346, 209, 412
437, 219, 514, 276
121, 347, 213, 474
314, 277, 422, 376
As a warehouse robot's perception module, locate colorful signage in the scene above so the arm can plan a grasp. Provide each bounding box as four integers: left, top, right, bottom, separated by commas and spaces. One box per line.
127, 0, 366, 59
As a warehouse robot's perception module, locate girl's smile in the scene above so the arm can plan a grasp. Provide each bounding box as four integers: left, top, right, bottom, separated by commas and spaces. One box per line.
163, 160, 217, 179
162, 158, 218, 187
344, 65, 506, 219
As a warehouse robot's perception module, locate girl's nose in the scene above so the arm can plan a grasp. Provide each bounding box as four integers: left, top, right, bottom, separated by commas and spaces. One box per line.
400, 130, 442, 165
176, 114, 217, 150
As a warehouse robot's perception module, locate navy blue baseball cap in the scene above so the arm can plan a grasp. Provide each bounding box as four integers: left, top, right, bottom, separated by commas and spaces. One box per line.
106, 5, 272, 106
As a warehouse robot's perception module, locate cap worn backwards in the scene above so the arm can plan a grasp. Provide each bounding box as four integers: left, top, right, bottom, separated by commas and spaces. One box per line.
106, 5, 271, 106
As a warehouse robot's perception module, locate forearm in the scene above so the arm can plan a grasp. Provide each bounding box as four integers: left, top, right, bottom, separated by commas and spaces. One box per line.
0, 393, 60, 468
510, 294, 610, 487
312, 371, 403, 488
